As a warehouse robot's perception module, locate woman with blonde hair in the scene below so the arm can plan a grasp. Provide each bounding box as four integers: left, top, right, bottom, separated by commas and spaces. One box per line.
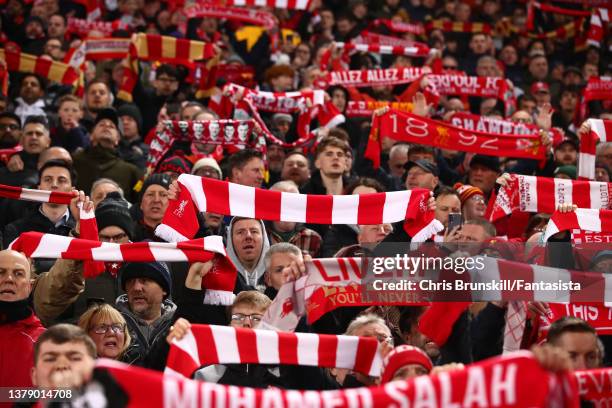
78, 303, 132, 362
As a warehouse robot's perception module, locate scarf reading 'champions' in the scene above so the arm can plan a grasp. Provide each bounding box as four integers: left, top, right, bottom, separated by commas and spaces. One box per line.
365, 110, 545, 169
156, 174, 441, 243
489, 175, 612, 222
93, 353, 580, 407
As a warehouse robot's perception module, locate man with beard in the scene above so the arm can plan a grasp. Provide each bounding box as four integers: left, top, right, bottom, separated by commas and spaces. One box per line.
13, 74, 46, 124
0, 250, 46, 388
280, 151, 310, 187
132, 174, 171, 242
0, 112, 21, 148
553, 137, 578, 167
226, 217, 271, 292
266, 142, 286, 186
72, 108, 142, 202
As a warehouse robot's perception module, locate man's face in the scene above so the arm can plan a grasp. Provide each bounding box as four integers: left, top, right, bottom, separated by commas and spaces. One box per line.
86, 83, 111, 110
20, 76, 43, 104
391, 364, 430, 381
265, 251, 301, 290
39, 166, 72, 192
120, 115, 139, 139
468, 164, 497, 195
435, 194, 461, 228
554, 144, 577, 166
511, 110, 533, 125
463, 194, 486, 221
457, 224, 489, 242
232, 219, 263, 266
230, 303, 265, 329
336, 18, 355, 36
534, 90, 551, 106
140, 184, 169, 225
519, 100, 537, 115
476, 60, 497, 77
402, 322, 440, 360
554, 332, 599, 370
231, 157, 265, 188
405, 167, 438, 191
268, 144, 285, 172
0, 116, 21, 146
91, 182, 119, 208
388, 149, 408, 179
0, 251, 31, 302
358, 224, 392, 244
22, 123, 50, 154
91, 119, 120, 149
48, 15, 66, 38
315, 146, 346, 177
270, 75, 293, 93
181, 106, 202, 121
154, 73, 179, 97
597, 145, 612, 170
469, 34, 488, 54
25, 20, 44, 39
32, 341, 95, 389
125, 277, 165, 319
58, 101, 83, 128
352, 323, 392, 344
224, 125, 235, 142
529, 57, 549, 80
98, 226, 129, 243
203, 212, 222, 229
281, 154, 310, 186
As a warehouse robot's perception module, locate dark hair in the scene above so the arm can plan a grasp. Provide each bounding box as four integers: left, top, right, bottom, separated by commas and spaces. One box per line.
24, 115, 49, 131
21, 73, 47, 91
344, 177, 385, 194
38, 159, 76, 186
435, 186, 460, 200
464, 218, 497, 237
156, 64, 179, 80
33, 324, 97, 364
315, 136, 350, 158
0, 111, 21, 127
398, 306, 426, 334
408, 145, 435, 157
328, 127, 350, 143
227, 149, 263, 175
547, 317, 596, 345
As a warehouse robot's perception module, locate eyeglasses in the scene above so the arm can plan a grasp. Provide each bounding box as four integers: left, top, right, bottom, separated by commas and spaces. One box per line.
99, 232, 128, 242
0, 124, 19, 131
231, 313, 263, 324
91, 323, 125, 334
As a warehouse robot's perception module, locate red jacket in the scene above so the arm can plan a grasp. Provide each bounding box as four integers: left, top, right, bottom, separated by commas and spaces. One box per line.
0, 313, 45, 387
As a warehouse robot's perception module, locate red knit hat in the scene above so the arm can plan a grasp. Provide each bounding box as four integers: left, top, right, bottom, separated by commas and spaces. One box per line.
381, 345, 433, 383
454, 183, 484, 205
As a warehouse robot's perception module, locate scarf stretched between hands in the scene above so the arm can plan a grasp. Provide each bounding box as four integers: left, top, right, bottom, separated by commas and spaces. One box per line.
157, 174, 441, 242
365, 110, 545, 169
0, 49, 79, 87
489, 175, 612, 222
333, 42, 431, 58
586, 8, 609, 48
370, 19, 425, 35
94, 353, 579, 407
66, 17, 130, 38
118, 34, 217, 102
543, 208, 612, 241
65, 38, 131, 68
425, 74, 509, 100
222, 0, 311, 8
165, 324, 382, 378
526, 1, 591, 31
315, 67, 430, 88
578, 118, 612, 180
539, 304, 612, 340
182, 3, 276, 30
424, 20, 493, 34
9, 232, 238, 304
345, 100, 413, 117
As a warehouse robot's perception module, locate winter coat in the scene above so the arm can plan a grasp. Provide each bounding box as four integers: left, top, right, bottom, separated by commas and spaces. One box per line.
72, 145, 143, 202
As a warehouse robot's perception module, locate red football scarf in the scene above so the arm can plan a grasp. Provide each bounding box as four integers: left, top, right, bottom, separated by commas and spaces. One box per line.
66, 17, 129, 37
334, 42, 431, 58
578, 118, 612, 180
315, 67, 430, 88
425, 20, 493, 34
543, 208, 612, 241
575, 367, 612, 406
426, 74, 509, 100
345, 101, 413, 117
118, 34, 216, 102
165, 324, 382, 378
540, 303, 612, 337
182, 3, 276, 30
0, 184, 75, 204
0, 49, 79, 87
223, 0, 311, 8
587, 8, 609, 48
65, 38, 131, 66
0, 146, 22, 163
370, 18, 425, 35
528, 19, 583, 40
9, 232, 238, 304
158, 175, 441, 242
527, 1, 591, 31
365, 110, 545, 168
489, 175, 612, 222
70, 0, 102, 21
95, 353, 580, 407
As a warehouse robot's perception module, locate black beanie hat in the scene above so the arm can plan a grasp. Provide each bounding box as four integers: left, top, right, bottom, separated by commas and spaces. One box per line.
95, 192, 134, 240
139, 173, 171, 203
117, 103, 143, 132
120, 261, 172, 299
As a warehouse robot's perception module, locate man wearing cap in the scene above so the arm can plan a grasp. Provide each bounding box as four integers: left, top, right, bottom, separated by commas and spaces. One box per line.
191, 157, 222, 179
454, 183, 486, 221
380, 345, 434, 383
157, 155, 193, 181
72, 108, 143, 202
132, 174, 171, 242
554, 165, 577, 180
116, 261, 176, 366
530, 81, 551, 107
467, 155, 500, 200
272, 113, 292, 140
33, 192, 135, 326
403, 160, 439, 192
554, 137, 578, 167
117, 103, 148, 169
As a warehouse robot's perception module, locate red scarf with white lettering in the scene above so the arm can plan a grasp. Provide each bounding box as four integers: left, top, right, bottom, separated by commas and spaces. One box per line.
574, 367, 612, 405
333, 41, 431, 58
370, 19, 425, 35
158, 175, 441, 243
182, 3, 276, 29
315, 67, 430, 88
539, 303, 612, 339
165, 324, 382, 378
366, 110, 545, 169
543, 208, 612, 242
578, 118, 612, 180
94, 353, 579, 407
425, 74, 510, 100
345, 101, 413, 117
66, 17, 130, 38
489, 175, 612, 222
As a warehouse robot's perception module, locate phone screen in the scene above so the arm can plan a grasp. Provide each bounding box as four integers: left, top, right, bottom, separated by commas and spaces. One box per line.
448, 213, 463, 232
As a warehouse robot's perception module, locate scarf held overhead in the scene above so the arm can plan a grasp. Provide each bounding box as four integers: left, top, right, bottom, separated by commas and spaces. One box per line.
156, 175, 441, 243
95, 353, 579, 407
578, 118, 612, 180
543, 208, 612, 242
365, 110, 545, 168
0, 49, 79, 87
315, 67, 430, 88
165, 324, 382, 378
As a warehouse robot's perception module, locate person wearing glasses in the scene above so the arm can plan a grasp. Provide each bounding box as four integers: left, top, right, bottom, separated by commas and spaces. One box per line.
78, 303, 132, 362
0, 111, 21, 148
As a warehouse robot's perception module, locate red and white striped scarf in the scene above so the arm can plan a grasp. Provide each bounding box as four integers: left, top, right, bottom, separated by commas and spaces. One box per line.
66, 17, 129, 37
0, 49, 79, 88
543, 208, 612, 242
95, 353, 580, 407
578, 118, 612, 180
489, 175, 612, 222
182, 3, 277, 30
224, 0, 311, 8
333, 42, 431, 58
587, 8, 610, 48
0, 184, 75, 204
315, 67, 430, 88
9, 232, 238, 305
165, 324, 382, 378
65, 38, 130, 67
157, 175, 442, 243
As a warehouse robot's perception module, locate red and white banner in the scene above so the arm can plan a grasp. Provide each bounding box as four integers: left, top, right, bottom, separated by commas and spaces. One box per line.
315, 67, 430, 88
575, 367, 612, 406
165, 324, 382, 378
370, 19, 425, 35
157, 175, 442, 242
426, 75, 509, 100
334, 42, 431, 58
65, 38, 130, 68
225, 83, 325, 114
543, 209, 612, 242
366, 110, 546, 168
541, 303, 612, 337
95, 353, 580, 407
489, 175, 612, 222
182, 3, 276, 29
345, 100, 413, 117
578, 118, 612, 180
